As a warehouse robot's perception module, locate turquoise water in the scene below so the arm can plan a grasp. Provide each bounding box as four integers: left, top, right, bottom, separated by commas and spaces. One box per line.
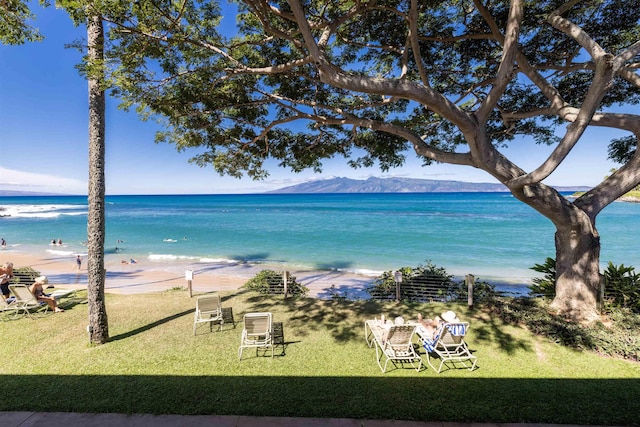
1, 193, 638, 284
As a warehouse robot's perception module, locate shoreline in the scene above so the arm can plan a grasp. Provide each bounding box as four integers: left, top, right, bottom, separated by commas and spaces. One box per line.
1, 247, 532, 299
0, 248, 376, 299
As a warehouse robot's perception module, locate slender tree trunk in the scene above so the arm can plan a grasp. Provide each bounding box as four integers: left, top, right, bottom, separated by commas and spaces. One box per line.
551, 221, 601, 323
87, 14, 108, 343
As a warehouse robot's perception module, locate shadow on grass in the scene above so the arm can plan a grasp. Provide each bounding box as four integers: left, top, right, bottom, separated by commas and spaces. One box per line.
0, 376, 637, 425
109, 309, 195, 342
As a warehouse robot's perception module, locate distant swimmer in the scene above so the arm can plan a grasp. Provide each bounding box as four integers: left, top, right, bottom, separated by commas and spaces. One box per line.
57, 239, 62, 245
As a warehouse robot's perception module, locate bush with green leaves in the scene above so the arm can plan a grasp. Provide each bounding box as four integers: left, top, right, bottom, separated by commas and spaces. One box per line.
603, 262, 640, 312
529, 257, 556, 298
366, 261, 498, 302
243, 269, 308, 297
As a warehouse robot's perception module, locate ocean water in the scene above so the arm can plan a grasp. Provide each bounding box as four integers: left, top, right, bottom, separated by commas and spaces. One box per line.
1, 193, 638, 287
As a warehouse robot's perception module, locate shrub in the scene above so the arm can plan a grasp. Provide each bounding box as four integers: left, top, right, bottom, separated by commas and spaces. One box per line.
603, 262, 640, 312
243, 269, 308, 297
529, 257, 556, 298
366, 261, 498, 302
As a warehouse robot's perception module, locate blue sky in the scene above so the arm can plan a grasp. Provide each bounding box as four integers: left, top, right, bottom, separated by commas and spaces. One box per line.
0, 5, 628, 195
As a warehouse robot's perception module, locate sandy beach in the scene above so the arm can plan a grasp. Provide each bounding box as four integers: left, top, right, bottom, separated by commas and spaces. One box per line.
0, 249, 374, 299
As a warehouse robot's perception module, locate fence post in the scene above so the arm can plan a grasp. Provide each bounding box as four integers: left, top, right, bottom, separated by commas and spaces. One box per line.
394, 271, 403, 302
185, 270, 193, 298
283, 271, 289, 298
465, 274, 474, 308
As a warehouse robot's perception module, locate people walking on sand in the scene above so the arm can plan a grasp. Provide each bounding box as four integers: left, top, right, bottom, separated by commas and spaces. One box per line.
76, 255, 82, 271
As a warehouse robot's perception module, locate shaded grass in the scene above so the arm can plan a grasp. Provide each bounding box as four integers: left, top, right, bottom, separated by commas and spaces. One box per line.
1, 289, 639, 425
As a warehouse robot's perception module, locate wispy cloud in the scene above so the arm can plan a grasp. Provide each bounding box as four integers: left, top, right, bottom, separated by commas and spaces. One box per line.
0, 167, 87, 194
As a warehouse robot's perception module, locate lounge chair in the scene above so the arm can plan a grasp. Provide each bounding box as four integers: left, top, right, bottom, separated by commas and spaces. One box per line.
193, 294, 224, 335
367, 322, 422, 373
8, 284, 48, 317
418, 321, 477, 373
1, 296, 20, 319
238, 312, 273, 360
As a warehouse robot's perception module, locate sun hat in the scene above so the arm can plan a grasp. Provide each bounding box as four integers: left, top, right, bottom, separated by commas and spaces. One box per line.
34, 275, 48, 284
441, 310, 460, 323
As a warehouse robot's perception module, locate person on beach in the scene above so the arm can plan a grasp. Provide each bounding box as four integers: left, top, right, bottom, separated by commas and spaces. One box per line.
76, 255, 82, 271
0, 262, 14, 301
29, 276, 64, 313
1, 238, 6, 248
416, 313, 443, 339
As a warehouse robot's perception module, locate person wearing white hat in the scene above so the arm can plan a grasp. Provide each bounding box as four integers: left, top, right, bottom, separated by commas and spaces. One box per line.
441, 310, 460, 323
29, 276, 64, 313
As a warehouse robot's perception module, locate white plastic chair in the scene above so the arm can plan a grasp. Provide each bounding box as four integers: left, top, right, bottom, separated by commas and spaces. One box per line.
193, 294, 224, 335
238, 312, 273, 360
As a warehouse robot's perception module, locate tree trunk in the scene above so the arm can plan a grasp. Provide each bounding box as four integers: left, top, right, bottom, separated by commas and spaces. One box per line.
551, 220, 601, 323
87, 14, 109, 343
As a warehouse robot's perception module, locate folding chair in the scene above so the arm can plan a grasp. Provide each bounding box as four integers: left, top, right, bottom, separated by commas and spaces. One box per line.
418, 322, 477, 373
238, 312, 273, 360
193, 294, 224, 335
373, 324, 422, 373
8, 284, 48, 318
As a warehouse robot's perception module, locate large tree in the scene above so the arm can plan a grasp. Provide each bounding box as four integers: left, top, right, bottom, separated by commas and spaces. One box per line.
102, 0, 639, 322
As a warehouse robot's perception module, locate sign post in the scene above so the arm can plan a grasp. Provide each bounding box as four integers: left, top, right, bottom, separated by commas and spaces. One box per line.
185, 270, 193, 298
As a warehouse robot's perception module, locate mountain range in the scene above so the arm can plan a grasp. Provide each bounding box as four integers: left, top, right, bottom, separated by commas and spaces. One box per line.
268, 177, 590, 193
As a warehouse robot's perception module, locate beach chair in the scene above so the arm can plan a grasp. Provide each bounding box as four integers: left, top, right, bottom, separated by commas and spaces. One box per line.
8, 284, 48, 317
373, 324, 422, 373
193, 294, 224, 335
1, 296, 21, 319
238, 312, 273, 360
419, 322, 477, 373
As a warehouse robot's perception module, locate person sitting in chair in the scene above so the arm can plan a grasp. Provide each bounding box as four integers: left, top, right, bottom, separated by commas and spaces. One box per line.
0, 262, 14, 301
30, 276, 64, 313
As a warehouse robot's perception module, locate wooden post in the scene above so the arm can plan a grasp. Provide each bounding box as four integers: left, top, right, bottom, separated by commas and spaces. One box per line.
185, 270, 193, 298
465, 274, 474, 308
283, 271, 289, 298
394, 271, 402, 302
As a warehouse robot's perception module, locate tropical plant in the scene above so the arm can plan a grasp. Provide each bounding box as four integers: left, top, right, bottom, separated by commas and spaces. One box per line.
529, 257, 557, 298
602, 262, 640, 312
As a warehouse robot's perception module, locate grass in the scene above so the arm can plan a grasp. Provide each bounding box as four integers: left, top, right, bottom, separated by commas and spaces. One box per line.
1, 288, 639, 425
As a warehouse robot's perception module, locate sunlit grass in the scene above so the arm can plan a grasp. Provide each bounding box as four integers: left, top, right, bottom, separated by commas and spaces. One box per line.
1, 289, 638, 424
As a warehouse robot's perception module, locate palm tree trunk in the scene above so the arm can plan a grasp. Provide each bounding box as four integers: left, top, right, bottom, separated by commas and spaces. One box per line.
87, 13, 109, 343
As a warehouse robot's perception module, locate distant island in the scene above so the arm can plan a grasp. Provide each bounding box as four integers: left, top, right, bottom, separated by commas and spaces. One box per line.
269, 177, 591, 194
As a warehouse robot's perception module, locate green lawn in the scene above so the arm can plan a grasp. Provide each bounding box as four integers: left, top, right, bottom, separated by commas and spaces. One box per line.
1, 289, 638, 425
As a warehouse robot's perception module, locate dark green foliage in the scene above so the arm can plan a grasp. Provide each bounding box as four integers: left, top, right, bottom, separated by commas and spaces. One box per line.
487, 297, 640, 362
243, 269, 308, 297
603, 262, 640, 312
529, 257, 556, 298
367, 261, 496, 303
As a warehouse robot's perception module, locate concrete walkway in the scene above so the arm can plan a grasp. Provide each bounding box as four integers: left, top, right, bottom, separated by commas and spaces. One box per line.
0, 412, 603, 427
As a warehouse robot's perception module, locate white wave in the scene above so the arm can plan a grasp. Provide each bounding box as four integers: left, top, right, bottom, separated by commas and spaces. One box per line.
198, 257, 239, 264
148, 254, 199, 261
163, 238, 178, 242
0, 204, 87, 219
46, 249, 75, 256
